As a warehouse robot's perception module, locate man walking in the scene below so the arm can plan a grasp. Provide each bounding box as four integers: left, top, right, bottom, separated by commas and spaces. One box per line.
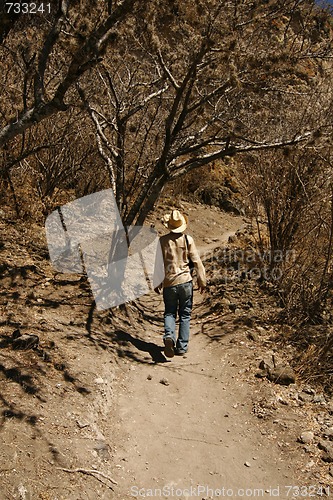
155, 210, 206, 357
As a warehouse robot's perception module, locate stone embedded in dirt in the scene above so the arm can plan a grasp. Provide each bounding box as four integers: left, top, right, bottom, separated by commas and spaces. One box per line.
94, 377, 105, 384
12, 332, 39, 350
18, 485, 28, 499
298, 431, 314, 444
221, 298, 231, 306
318, 439, 331, 452
277, 396, 289, 406
244, 461, 251, 467
298, 391, 314, 403
256, 370, 268, 379
323, 428, 333, 440
12, 328, 21, 339
302, 386, 316, 395
303, 445, 312, 454
247, 330, 259, 342
322, 453, 333, 463
257, 359, 296, 385
313, 394, 326, 404
258, 358, 274, 371
318, 440, 333, 463
256, 326, 267, 335
94, 440, 110, 460
159, 378, 169, 386
147, 374, 152, 380
76, 420, 89, 429
267, 367, 296, 385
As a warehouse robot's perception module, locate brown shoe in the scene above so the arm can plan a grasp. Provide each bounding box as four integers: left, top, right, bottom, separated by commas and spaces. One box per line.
175, 349, 187, 356
164, 337, 175, 358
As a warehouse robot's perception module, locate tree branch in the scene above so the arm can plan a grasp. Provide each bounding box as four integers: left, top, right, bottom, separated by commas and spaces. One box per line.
170, 131, 313, 178
57, 467, 117, 488
34, 0, 70, 105
0, 0, 138, 151
157, 49, 180, 90
121, 84, 169, 123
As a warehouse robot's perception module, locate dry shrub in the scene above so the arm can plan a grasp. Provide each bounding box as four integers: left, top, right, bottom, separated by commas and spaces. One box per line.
238, 145, 333, 324
279, 325, 333, 395
166, 160, 244, 213
0, 111, 112, 220
236, 142, 333, 391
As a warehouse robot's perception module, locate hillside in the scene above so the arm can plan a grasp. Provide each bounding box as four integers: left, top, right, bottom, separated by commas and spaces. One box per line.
0, 201, 333, 498
1, 0, 333, 497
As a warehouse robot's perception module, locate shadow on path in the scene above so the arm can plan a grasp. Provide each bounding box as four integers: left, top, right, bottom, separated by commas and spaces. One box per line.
114, 329, 167, 364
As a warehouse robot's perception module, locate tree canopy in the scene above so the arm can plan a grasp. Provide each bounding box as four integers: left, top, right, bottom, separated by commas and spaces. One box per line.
0, 0, 332, 223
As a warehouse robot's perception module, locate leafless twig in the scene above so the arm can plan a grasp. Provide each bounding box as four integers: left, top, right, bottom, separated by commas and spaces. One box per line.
57, 467, 118, 488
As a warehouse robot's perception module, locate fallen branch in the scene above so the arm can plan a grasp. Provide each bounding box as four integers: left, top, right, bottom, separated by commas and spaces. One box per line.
57, 467, 118, 488
172, 436, 222, 447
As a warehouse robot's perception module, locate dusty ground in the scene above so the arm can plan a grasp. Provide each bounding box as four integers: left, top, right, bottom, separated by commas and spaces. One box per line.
0, 201, 332, 499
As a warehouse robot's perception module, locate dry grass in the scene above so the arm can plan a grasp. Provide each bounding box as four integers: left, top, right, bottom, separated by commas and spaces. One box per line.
277, 325, 333, 395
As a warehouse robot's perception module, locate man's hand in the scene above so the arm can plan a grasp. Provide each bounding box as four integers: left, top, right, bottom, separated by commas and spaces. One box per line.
198, 285, 206, 294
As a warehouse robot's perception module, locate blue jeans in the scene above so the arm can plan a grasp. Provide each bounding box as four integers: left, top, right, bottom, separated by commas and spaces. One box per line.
163, 281, 193, 352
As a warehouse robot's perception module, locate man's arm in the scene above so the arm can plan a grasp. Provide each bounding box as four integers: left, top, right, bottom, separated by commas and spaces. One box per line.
187, 235, 206, 291
153, 236, 164, 293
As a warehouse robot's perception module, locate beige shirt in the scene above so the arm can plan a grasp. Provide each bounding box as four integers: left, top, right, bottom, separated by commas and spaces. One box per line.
157, 232, 206, 289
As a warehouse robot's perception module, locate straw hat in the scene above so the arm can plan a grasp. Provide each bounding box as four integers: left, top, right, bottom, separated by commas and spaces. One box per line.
163, 210, 188, 233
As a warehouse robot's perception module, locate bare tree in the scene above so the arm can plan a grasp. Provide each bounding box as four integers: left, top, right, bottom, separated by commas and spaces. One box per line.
1, 0, 332, 229
76, 0, 332, 226
0, 0, 138, 148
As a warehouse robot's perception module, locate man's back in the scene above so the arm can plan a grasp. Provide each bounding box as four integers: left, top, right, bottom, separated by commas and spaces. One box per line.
159, 232, 206, 289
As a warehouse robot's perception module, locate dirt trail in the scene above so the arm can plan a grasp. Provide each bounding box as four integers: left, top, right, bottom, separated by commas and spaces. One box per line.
110, 298, 299, 499
1, 205, 329, 499
106, 210, 308, 500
